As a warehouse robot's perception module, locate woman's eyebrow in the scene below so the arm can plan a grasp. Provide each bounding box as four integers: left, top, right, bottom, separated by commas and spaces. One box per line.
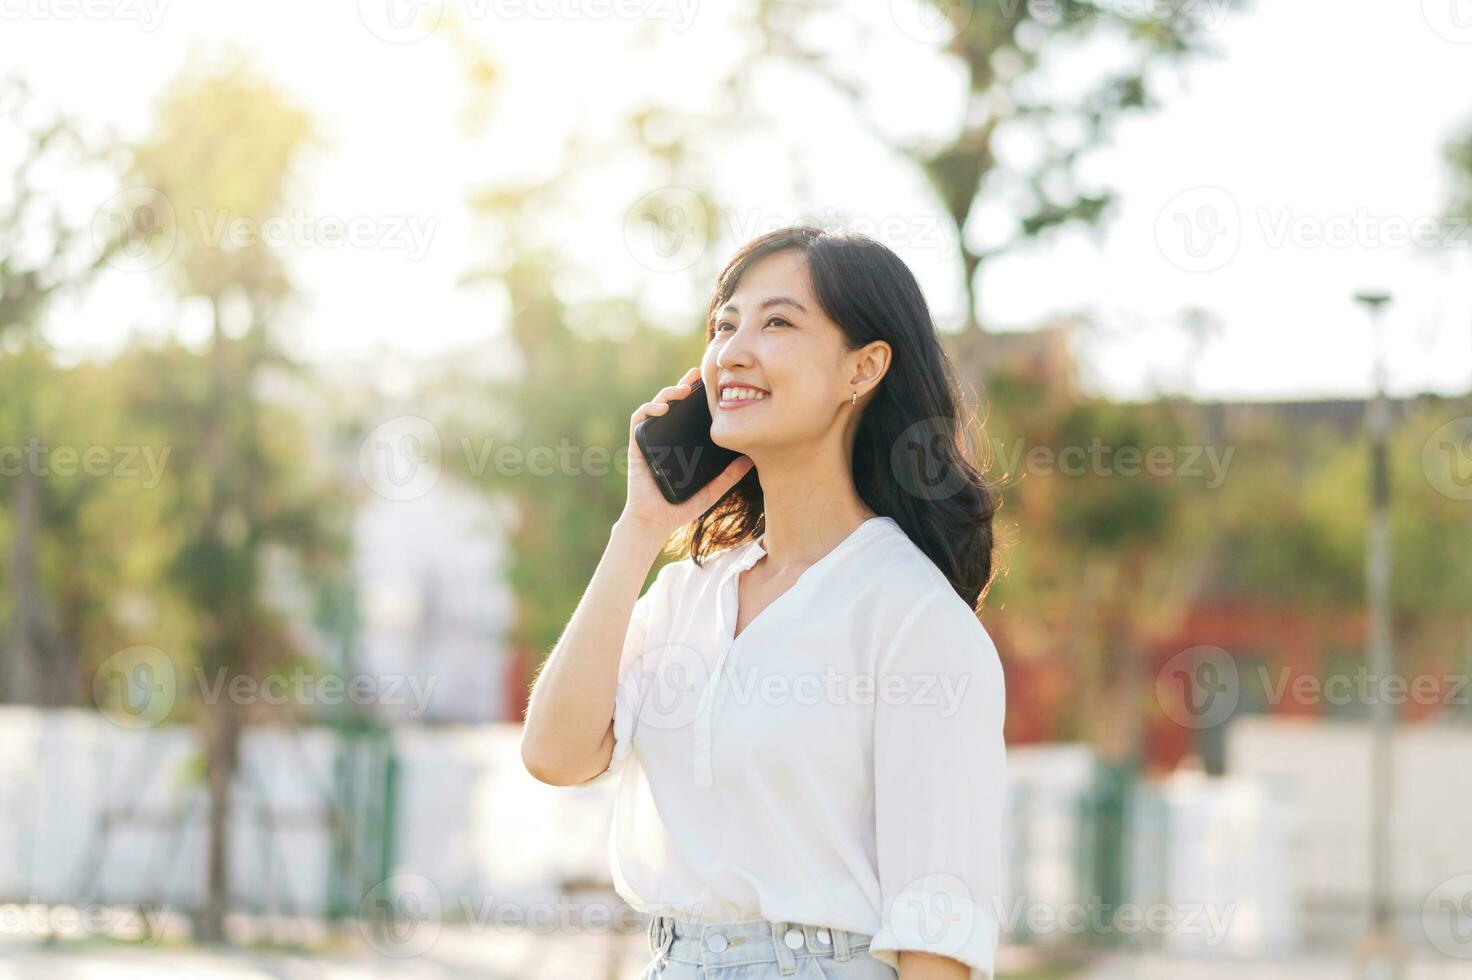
719, 296, 808, 316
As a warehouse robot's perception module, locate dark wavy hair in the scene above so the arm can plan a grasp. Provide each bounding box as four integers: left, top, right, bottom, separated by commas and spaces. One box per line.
670, 226, 1000, 612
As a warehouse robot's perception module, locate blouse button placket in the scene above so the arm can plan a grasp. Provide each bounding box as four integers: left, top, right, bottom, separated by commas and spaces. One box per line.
691, 543, 761, 786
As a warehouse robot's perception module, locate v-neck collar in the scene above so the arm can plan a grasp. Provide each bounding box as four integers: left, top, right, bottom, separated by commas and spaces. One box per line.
724, 515, 892, 643
691, 515, 894, 787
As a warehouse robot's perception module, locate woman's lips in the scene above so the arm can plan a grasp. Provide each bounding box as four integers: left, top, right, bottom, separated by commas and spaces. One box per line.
715, 381, 771, 411
718, 394, 769, 410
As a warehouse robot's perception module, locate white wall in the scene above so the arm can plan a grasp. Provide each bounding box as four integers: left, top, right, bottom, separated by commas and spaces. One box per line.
1226, 715, 1472, 945
0, 708, 339, 912
18, 709, 1410, 957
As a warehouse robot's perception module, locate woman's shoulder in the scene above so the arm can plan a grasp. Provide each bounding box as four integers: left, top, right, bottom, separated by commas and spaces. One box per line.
864, 517, 998, 651
646, 538, 755, 593
864, 517, 967, 608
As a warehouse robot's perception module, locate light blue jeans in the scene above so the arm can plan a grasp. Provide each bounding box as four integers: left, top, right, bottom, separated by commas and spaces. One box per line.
639, 913, 899, 978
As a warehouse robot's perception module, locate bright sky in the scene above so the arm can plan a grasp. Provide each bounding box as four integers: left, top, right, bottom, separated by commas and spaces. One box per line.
4, 0, 1471, 401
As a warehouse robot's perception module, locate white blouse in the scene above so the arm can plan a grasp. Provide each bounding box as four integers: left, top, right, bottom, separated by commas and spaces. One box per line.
585, 515, 1007, 979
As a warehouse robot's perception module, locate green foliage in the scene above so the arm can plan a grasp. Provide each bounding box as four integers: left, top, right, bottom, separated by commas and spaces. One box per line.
1050, 400, 1187, 551
755, 0, 1248, 303
125, 51, 349, 698
444, 261, 702, 658
1445, 121, 1472, 227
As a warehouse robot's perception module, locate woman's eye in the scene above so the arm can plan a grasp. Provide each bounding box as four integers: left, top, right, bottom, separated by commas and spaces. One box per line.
710, 317, 787, 336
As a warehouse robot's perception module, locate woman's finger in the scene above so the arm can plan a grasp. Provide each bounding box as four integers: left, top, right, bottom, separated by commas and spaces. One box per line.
652, 383, 693, 405
686, 455, 753, 513
630, 401, 671, 426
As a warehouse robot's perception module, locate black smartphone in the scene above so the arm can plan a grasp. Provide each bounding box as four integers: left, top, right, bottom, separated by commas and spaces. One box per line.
634, 378, 743, 505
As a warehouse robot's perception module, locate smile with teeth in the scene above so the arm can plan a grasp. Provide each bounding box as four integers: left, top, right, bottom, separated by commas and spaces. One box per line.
719, 386, 769, 408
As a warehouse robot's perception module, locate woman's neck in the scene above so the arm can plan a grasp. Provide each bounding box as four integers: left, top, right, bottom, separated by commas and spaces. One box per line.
751, 442, 876, 573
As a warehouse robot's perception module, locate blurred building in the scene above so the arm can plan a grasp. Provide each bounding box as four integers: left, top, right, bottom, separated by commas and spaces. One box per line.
352, 457, 511, 724
976, 323, 1472, 770
979, 318, 1084, 403
260, 344, 518, 725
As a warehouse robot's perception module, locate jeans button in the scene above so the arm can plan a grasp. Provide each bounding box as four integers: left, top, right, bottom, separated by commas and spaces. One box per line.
707, 932, 728, 952
784, 928, 805, 949
816, 928, 831, 945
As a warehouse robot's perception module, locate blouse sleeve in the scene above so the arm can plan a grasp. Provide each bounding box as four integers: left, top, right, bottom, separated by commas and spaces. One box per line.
580, 559, 677, 786
867, 589, 1008, 979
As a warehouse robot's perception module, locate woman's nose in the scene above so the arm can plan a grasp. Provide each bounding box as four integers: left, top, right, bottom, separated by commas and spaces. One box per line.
716, 323, 756, 370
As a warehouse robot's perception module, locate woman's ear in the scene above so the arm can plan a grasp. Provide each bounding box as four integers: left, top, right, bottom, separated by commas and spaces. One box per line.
850, 340, 891, 392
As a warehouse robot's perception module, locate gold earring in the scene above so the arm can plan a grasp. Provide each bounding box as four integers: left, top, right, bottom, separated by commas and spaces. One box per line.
851, 391, 858, 407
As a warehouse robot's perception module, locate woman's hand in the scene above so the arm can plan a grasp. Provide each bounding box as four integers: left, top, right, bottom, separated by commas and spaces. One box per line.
620, 366, 754, 541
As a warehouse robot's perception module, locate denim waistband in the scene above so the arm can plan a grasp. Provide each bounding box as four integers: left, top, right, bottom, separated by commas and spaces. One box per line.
645, 913, 872, 974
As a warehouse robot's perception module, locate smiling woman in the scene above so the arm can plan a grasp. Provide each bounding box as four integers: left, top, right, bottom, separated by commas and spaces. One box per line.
521, 226, 1006, 980
685, 227, 997, 613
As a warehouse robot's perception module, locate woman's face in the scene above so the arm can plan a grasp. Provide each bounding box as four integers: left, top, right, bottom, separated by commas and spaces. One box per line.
701, 249, 868, 456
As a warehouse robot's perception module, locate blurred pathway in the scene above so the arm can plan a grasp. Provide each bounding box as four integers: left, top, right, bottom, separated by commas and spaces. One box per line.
3, 933, 1471, 979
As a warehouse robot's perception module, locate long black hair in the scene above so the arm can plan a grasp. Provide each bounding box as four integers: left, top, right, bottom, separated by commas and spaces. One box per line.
672, 225, 1000, 612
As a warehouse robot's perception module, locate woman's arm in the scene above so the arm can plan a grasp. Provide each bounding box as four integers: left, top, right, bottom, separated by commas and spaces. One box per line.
869, 590, 1007, 980
519, 517, 667, 785
897, 950, 972, 979
519, 366, 754, 786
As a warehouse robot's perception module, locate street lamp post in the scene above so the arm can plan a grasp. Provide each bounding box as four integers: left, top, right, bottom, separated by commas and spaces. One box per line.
1351, 290, 1404, 980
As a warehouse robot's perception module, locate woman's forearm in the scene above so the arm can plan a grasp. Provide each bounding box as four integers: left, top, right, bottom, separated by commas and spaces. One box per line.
898, 951, 973, 979
519, 517, 668, 785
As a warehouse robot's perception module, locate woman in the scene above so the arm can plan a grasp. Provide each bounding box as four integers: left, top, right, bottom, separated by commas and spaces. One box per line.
521, 226, 1007, 979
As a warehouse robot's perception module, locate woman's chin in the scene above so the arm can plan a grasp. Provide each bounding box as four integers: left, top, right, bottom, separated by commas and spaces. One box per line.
710, 425, 757, 454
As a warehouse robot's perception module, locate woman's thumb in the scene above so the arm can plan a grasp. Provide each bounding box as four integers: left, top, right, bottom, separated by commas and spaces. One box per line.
695, 455, 753, 508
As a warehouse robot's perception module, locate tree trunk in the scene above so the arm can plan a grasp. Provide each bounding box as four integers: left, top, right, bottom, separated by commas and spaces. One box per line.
196, 685, 239, 942
944, 247, 991, 411
1, 464, 77, 705
195, 292, 235, 943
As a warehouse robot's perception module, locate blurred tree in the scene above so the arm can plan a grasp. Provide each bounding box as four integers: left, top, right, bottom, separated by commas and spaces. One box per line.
1445, 120, 1472, 228
985, 392, 1210, 760
435, 19, 713, 688
433, 3, 1244, 733
0, 76, 138, 704
127, 49, 347, 943
1296, 401, 1472, 681
751, 0, 1247, 384
1443, 119, 1472, 391
445, 246, 701, 669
